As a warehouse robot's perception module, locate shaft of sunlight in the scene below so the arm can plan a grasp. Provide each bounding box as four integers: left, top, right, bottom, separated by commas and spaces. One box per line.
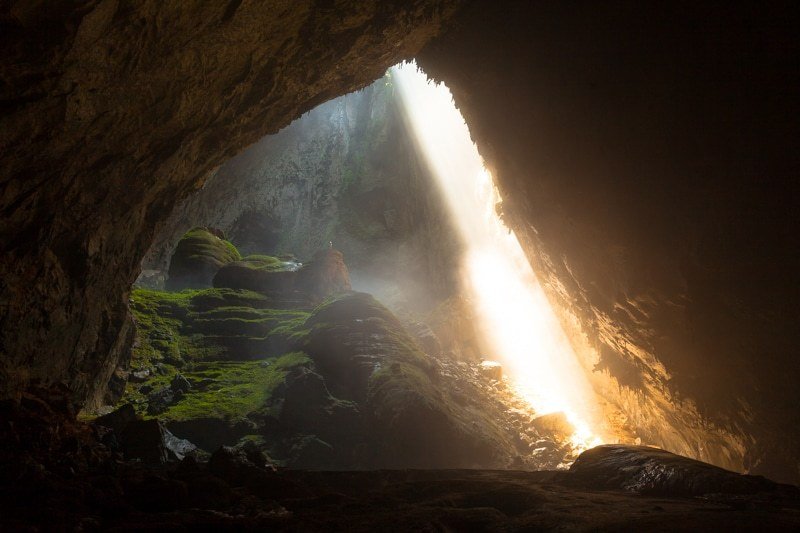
391, 62, 604, 450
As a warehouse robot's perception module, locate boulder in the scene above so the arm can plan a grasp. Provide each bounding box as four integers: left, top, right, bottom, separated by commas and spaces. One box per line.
479, 360, 502, 381
286, 435, 335, 470
213, 255, 297, 294
208, 445, 275, 486
120, 418, 198, 464
294, 249, 351, 301
568, 445, 783, 496
121, 419, 170, 464
532, 412, 575, 441
146, 386, 180, 415
166, 228, 241, 290
94, 403, 136, 437
170, 374, 192, 393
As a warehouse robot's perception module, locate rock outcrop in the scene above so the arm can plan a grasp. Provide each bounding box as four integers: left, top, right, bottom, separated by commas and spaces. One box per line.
166, 228, 240, 290
568, 445, 784, 497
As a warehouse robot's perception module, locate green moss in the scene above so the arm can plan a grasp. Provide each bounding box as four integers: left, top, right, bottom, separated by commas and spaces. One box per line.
180, 228, 241, 265
189, 288, 270, 311
242, 254, 283, 267
155, 352, 311, 422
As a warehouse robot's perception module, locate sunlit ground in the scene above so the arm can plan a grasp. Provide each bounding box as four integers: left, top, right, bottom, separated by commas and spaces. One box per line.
392, 62, 605, 452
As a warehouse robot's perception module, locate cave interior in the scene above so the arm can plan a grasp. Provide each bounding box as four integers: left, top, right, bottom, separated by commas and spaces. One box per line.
1, 1, 799, 530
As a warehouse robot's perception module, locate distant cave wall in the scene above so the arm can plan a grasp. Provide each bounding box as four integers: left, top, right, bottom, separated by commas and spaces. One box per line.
0, 0, 463, 408
141, 77, 461, 311
419, 1, 800, 482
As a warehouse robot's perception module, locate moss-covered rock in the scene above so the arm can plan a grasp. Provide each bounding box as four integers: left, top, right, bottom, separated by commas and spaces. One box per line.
213, 249, 351, 304
123, 287, 544, 469
213, 255, 298, 295
301, 291, 520, 469
166, 228, 241, 291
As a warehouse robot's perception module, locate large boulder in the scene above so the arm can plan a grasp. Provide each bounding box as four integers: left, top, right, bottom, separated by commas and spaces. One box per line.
213, 255, 298, 295
302, 292, 516, 469
568, 445, 783, 496
295, 249, 352, 301
166, 228, 241, 290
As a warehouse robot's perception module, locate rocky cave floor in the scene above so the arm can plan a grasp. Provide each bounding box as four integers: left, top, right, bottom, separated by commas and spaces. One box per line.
4, 230, 800, 530
2, 385, 800, 532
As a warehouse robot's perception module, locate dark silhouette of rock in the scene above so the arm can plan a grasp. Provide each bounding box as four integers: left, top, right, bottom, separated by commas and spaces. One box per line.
94, 403, 136, 438
208, 445, 275, 486
121, 419, 170, 464
568, 445, 784, 496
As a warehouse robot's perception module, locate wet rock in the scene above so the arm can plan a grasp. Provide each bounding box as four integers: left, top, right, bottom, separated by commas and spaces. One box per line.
163, 427, 198, 461
568, 445, 782, 496
406, 321, 442, 355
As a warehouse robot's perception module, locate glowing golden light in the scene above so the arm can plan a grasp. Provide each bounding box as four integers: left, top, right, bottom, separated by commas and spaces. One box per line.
392, 62, 605, 452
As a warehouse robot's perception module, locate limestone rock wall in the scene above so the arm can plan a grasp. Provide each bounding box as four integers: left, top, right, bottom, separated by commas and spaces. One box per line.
0, 0, 462, 407
141, 77, 461, 311
418, 1, 800, 483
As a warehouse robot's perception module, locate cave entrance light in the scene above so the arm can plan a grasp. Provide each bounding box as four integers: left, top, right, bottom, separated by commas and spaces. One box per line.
392, 62, 604, 451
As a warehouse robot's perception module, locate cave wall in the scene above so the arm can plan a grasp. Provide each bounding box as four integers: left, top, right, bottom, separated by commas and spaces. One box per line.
0, 0, 463, 407
418, 1, 799, 482
140, 76, 461, 311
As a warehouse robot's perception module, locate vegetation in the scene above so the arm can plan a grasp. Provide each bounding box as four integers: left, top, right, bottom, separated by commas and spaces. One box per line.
166, 228, 242, 290
125, 287, 314, 420
178, 228, 241, 265
157, 352, 311, 422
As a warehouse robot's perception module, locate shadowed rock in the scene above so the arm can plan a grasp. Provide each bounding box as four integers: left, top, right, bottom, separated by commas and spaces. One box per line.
568, 445, 784, 496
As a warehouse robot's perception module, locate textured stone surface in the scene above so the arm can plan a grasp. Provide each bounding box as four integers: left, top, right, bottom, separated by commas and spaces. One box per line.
0, 0, 462, 407
568, 445, 781, 497
418, 1, 800, 483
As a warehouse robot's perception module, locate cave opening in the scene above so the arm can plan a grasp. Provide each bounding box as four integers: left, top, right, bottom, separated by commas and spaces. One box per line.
117, 61, 618, 471
3, 2, 799, 528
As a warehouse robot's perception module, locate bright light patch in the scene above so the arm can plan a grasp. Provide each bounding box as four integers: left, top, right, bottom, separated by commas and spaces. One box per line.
392, 62, 604, 451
